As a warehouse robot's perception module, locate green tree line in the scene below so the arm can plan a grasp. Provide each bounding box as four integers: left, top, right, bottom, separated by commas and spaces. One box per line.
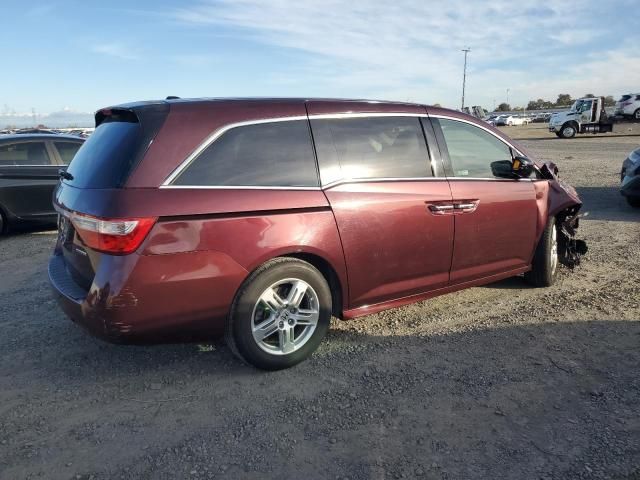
525, 94, 616, 111
493, 94, 617, 112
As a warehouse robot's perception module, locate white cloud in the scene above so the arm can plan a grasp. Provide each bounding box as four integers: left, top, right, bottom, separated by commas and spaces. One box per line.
170, 0, 639, 108
91, 43, 138, 60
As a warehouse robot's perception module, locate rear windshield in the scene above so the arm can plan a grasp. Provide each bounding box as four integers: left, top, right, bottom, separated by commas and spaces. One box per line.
63, 104, 168, 188
64, 120, 141, 188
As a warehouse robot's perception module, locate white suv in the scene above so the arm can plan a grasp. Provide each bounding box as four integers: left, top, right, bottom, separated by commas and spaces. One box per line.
615, 94, 640, 119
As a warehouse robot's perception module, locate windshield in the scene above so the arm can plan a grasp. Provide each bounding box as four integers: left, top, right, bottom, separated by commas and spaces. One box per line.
569, 100, 581, 113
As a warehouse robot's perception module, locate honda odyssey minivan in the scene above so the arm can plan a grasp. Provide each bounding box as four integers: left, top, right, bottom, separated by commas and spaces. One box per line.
49, 98, 586, 370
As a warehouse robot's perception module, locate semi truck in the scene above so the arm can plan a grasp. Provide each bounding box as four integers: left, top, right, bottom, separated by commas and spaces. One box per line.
548, 96, 639, 138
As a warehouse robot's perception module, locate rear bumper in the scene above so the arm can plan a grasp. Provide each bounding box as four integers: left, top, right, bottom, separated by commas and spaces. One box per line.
48, 249, 249, 344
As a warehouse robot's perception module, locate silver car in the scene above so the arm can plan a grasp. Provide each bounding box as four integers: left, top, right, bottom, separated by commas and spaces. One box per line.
614, 94, 640, 119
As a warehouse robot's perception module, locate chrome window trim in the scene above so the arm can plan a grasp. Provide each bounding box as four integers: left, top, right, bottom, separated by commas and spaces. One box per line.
445, 176, 533, 182
162, 115, 309, 186
160, 185, 321, 191
0, 164, 60, 167
322, 177, 444, 189
161, 113, 431, 187
160, 111, 525, 188
309, 112, 426, 120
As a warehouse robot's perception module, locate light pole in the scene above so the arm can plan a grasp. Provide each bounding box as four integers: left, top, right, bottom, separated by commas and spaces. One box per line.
461, 48, 470, 110
506, 88, 510, 107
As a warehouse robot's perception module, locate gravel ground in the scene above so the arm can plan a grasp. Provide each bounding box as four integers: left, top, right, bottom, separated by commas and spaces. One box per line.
1, 126, 639, 480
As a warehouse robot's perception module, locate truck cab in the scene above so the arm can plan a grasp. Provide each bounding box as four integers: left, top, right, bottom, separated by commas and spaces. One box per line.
548, 97, 613, 138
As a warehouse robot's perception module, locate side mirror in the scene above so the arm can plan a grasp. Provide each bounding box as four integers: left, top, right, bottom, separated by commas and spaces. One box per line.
511, 155, 535, 178
490, 160, 515, 179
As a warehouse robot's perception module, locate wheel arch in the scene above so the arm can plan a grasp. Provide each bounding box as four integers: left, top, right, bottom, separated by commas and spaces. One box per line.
238, 250, 347, 320
278, 252, 345, 319
561, 121, 579, 137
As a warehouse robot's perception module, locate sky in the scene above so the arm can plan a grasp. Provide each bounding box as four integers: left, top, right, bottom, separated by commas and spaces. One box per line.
1, 0, 639, 122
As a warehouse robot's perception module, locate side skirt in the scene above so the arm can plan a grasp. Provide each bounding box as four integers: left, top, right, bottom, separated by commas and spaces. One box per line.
341, 266, 530, 319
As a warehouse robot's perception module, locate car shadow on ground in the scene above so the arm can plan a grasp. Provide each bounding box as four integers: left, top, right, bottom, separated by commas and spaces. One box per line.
574, 186, 639, 222
3, 311, 640, 479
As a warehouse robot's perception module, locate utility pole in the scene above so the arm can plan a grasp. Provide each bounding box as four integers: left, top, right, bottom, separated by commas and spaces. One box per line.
506, 88, 510, 107
461, 48, 470, 110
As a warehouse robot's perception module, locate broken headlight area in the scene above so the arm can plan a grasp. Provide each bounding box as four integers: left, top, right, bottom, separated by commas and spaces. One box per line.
557, 209, 588, 269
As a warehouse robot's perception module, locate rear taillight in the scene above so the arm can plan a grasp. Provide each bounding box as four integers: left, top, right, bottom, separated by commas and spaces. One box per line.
68, 212, 157, 254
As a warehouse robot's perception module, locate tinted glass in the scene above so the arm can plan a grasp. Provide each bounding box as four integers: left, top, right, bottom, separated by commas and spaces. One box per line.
54, 141, 83, 165
174, 120, 318, 187
311, 117, 430, 185
65, 120, 141, 188
438, 119, 512, 178
0, 142, 51, 166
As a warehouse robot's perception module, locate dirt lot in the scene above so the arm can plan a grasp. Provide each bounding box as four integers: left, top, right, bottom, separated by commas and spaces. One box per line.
1, 125, 639, 480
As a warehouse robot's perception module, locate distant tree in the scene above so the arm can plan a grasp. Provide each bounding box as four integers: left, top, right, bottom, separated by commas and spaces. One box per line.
527, 100, 539, 110
496, 103, 511, 111
432, 103, 442, 107
603, 95, 616, 107
583, 93, 595, 98
556, 94, 573, 106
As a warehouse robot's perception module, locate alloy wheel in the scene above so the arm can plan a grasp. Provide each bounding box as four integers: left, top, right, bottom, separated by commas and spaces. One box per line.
550, 223, 558, 276
251, 278, 320, 355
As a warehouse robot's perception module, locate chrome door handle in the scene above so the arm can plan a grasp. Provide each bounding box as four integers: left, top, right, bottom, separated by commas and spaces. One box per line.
428, 204, 454, 214
453, 200, 480, 213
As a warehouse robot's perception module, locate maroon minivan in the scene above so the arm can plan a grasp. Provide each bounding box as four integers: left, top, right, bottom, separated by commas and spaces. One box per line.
49, 98, 586, 369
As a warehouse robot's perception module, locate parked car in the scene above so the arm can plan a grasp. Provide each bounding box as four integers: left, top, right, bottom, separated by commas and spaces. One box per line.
621, 146, 640, 207
487, 114, 506, 126
495, 115, 525, 126
0, 134, 84, 233
49, 98, 586, 370
614, 94, 640, 120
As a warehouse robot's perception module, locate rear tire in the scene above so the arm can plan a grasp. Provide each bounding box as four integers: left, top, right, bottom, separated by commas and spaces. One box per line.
626, 196, 640, 208
634, 108, 640, 120
525, 217, 559, 287
225, 257, 332, 370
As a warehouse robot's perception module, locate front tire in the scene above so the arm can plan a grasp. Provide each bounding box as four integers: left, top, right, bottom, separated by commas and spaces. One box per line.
634, 108, 640, 121
226, 258, 332, 370
525, 217, 559, 287
560, 123, 577, 138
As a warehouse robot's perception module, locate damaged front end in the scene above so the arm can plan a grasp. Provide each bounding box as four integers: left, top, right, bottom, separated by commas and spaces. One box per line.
539, 162, 588, 269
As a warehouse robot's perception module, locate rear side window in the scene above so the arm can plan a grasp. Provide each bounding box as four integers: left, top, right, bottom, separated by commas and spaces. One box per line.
620, 95, 631, 101
54, 141, 83, 165
437, 119, 512, 178
0, 142, 51, 166
173, 120, 318, 187
310, 116, 431, 185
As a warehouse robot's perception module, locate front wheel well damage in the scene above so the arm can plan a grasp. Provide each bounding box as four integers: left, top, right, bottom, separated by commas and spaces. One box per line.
554, 206, 588, 269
